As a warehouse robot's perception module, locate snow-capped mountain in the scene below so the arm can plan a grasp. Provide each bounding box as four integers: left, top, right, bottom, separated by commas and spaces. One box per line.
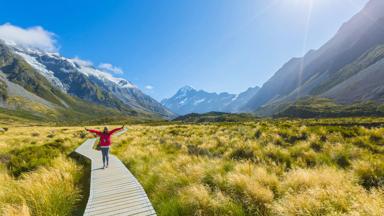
0, 41, 174, 119
161, 86, 259, 115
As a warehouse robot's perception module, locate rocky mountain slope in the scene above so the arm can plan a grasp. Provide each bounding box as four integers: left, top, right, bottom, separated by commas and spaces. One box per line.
161, 86, 259, 115
0, 41, 173, 122
243, 0, 384, 114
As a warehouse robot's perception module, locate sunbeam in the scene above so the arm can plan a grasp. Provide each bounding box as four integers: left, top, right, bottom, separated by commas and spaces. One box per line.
297, 0, 314, 99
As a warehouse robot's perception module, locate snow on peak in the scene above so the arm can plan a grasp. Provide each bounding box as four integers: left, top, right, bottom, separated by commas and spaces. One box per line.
193, 98, 205, 105
179, 85, 194, 92
232, 94, 239, 101
68, 58, 136, 89
14, 50, 67, 92
7, 40, 137, 91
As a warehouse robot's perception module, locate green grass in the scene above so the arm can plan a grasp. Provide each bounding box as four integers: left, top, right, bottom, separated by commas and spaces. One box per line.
7, 140, 69, 177
0, 42, 163, 125
0, 126, 91, 216
273, 97, 384, 118
1, 119, 384, 215
173, 112, 258, 123
111, 118, 384, 215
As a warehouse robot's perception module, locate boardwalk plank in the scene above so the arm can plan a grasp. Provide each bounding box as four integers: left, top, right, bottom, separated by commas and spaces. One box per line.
87, 197, 150, 211
75, 129, 156, 216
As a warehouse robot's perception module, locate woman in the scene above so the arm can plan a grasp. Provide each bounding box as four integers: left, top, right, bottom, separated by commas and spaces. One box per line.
85, 125, 125, 168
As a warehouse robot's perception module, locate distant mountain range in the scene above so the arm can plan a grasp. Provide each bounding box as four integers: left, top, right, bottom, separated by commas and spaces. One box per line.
161, 86, 259, 115
243, 0, 384, 115
2, 0, 384, 121
163, 0, 384, 117
0, 41, 174, 122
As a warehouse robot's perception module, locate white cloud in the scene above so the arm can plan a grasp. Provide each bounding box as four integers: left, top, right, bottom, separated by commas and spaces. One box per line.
71, 57, 93, 67
98, 63, 123, 74
145, 85, 154, 90
0, 23, 56, 51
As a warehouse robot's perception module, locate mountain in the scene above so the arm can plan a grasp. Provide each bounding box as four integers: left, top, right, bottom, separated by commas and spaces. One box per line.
161, 86, 259, 115
273, 97, 384, 118
161, 86, 234, 115
173, 112, 258, 123
0, 41, 174, 122
244, 0, 384, 114
225, 86, 260, 112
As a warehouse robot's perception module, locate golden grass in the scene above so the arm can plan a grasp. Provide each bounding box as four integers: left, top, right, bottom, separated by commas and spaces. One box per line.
0, 126, 89, 216
1, 119, 384, 215
0, 157, 81, 216
110, 120, 384, 215
6, 96, 59, 117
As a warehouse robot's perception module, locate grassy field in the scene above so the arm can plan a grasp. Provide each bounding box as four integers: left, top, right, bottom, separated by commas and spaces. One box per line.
0, 126, 90, 216
1, 118, 384, 215
112, 118, 384, 216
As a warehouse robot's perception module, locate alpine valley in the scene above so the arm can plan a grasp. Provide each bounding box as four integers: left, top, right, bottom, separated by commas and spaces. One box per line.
163, 0, 384, 118
161, 86, 260, 115
0, 41, 174, 124
2, 0, 384, 122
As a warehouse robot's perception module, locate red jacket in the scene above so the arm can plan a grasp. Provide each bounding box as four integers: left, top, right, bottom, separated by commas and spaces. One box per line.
87, 127, 123, 147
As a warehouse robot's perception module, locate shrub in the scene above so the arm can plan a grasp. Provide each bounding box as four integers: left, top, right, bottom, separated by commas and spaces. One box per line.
327, 126, 359, 138
369, 131, 383, 146
187, 145, 214, 157
301, 151, 318, 168
353, 160, 384, 190
353, 138, 381, 153
254, 130, 262, 139
79, 131, 87, 139
7, 144, 62, 177
310, 142, 322, 152
265, 148, 292, 169
278, 129, 308, 144
230, 147, 255, 161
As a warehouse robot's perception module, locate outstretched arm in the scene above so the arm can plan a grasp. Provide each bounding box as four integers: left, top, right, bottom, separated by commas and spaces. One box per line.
109, 125, 125, 135
85, 128, 102, 136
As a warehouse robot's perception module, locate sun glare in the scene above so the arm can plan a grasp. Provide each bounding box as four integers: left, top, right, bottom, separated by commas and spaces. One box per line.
291, 0, 315, 8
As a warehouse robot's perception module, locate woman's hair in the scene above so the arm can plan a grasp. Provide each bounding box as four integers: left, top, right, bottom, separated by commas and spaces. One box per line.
103, 127, 108, 134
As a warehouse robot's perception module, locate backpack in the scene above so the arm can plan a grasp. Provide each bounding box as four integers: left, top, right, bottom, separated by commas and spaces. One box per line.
95, 138, 101, 151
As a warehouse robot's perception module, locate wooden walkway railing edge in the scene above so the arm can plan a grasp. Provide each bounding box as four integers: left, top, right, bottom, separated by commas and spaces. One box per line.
75, 129, 156, 216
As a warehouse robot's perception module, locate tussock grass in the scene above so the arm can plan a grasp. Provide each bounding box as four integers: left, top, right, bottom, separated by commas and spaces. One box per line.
111, 118, 384, 215
1, 119, 384, 215
0, 126, 90, 216
0, 157, 81, 216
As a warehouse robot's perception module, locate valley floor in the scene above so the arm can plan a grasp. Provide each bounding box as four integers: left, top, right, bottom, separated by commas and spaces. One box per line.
1, 118, 384, 215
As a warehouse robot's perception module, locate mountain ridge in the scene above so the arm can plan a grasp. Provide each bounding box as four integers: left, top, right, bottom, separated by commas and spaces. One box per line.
161, 85, 260, 115
243, 0, 384, 113
0, 41, 174, 122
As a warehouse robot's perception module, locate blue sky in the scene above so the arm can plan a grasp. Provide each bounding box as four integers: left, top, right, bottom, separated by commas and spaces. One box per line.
0, 0, 369, 100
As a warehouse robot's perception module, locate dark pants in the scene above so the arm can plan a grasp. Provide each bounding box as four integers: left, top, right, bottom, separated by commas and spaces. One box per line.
101, 147, 109, 165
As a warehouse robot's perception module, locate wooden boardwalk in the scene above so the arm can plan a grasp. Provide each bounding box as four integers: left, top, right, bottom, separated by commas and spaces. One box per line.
75, 129, 156, 216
